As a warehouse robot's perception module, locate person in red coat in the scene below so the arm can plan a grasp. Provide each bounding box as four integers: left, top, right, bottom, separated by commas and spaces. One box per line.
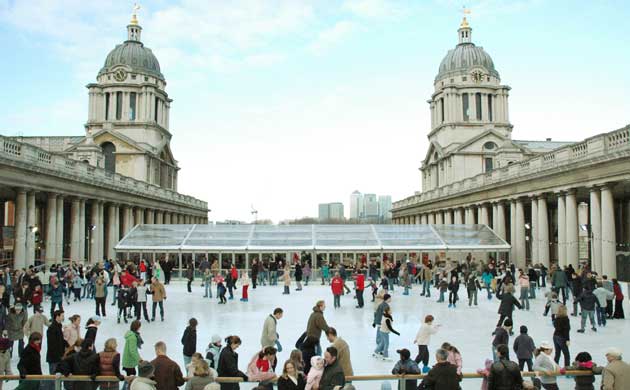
120, 270, 138, 288
354, 272, 365, 309
331, 273, 344, 309
29, 285, 44, 314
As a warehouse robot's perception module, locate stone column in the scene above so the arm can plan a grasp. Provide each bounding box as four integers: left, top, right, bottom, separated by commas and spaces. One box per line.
420, 214, 427, 224
492, 203, 498, 230
557, 193, 566, 268
454, 208, 463, 224
510, 200, 517, 261
565, 190, 579, 268
45, 194, 57, 263
428, 213, 435, 224
156, 211, 164, 224
98, 201, 105, 262
56, 196, 64, 261
625, 201, 630, 245
531, 197, 538, 263
436, 212, 444, 225
14, 189, 27, 268
90, 202, 99, 264
107, 204, 118, 260
601, 185, 616, 277
146, 209, 155, 224
538, 195, 550, 267
515, 199, 526, 268
480, 204, 489, 226
26, 191, 36, 266
464, 207, 472, 225
164, 212, 171, 225
496, 202, 506, 240
70, 198, 81, 262
79, 199, 86, 262
121, 206, 131, 237
589, 188, 602, 274
444, 210, 453, 225
135, 207, 144, 226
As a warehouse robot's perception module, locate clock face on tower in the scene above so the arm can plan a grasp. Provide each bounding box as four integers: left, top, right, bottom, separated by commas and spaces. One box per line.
114, 69, 127, 82
471, 70, 484, 83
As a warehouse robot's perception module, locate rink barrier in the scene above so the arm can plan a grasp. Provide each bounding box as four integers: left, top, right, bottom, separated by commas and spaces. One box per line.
0, 370, 602, 388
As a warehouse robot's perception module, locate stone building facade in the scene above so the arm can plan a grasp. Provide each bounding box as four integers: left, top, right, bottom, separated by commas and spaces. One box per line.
0, 12, 208, 268
392, 18, 630, 279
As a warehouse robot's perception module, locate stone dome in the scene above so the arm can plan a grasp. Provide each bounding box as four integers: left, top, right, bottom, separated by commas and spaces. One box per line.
99, 40, 164, 80
436, 42, 499, 82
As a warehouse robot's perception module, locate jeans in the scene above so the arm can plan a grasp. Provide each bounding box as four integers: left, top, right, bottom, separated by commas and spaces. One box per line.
204, 282, 212, 297
356, 290, 364, 308
387, 277, 395, 291
45, 362, 58, 390
333, 294, 341, 308
381, 332, 390, 357
438, 290, 445, 302
151, 301, 164, 320
50, 301, 63, 318
448, 292, 458, 304
184, 355, 192, 367
520, 287, 530, 310
375, 328, 384, 354
519, 358, 533, 371
95, 297, 106, 316
553, 335, 570, 367
486, 285, 493, 299
136, 302, 149, 321
580, 309, 596, 330
468, 289, 478, 306
596, 306, 607, 326
112, 285, 119, 305
422, 280, 431, 297
529, 281, 537, 298
270, 271, 278, 285
187, 279, 192, 293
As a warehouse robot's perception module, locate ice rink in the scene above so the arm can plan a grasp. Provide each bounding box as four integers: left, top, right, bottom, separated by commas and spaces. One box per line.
14, 279, 630, 390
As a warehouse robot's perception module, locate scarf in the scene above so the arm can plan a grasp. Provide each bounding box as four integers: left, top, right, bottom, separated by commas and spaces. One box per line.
30, 342, 41, 353
134, 331, 144, 349
578, 361, 594, 369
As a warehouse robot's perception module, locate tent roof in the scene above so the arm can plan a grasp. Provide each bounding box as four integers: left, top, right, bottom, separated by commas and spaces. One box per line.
115, 224, 510, 252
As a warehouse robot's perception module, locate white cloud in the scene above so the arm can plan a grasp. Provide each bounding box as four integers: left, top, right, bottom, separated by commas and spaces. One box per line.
308, 20, 357, 54
342, 0, 410, 19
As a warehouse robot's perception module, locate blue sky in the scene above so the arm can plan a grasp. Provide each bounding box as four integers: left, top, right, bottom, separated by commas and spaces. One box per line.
1, 0, 628, 222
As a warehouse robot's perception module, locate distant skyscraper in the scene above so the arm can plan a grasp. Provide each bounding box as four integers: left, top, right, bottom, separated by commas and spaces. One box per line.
378, 195, 392, 222
319, 202, 345, 221
363, 194, 378, 218
350, 190, 363, 220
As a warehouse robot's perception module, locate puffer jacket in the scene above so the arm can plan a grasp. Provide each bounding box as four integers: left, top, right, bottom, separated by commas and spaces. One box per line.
487, 358, 523, 390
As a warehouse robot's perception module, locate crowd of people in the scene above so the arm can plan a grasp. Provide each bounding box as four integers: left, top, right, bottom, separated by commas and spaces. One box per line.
0, 253, 627, 390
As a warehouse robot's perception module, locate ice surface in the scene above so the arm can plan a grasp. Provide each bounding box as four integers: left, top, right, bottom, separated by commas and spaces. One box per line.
11, 280, 629, 390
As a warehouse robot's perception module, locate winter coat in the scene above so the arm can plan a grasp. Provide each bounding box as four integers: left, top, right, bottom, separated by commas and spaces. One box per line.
567, 362, 603, 390
373, 301, 389, 326
150, 354, 185, 390
181, 326, 197, 357
553, 316, 571, 340
117, 289, 129, 309
391, 358, 420, 390
492, 327, 509, 348
7, 310, 27, 340
57, 349, 100, 390
602, 359, 630, 390
294, 264, 303, 282
578, 290, 599, 311
217, 345, 247, 390
331, 277, 343, 295
487, 358, 523, 390
63, 323, 81, 347
151, 282, 166, 302
306, 307, 329, 341
129, 377, 157, 390
136, 286, 148, 303
246, 353, 275, 382
206, 344, 221, 370
17, 343, 42, 376
95, 279, 106, 298
593, 287, 615, 308
122, 330, 141, 369
98, 351, 124, 390
420, 362, 461, 390
533, 353, 560, 384
551, 270, 568, 288
184, 375, 214, 390
414, 323, 439, 345
24, 313, 50, 338
260, 315, 278, 348
512, 334, 535, 360
50, 285, 65, 303
497, 293, 522, 316
331, 337, 353, 376
318, 360, 345, 390
84, 325, 98, 344
277, 373, 306, 390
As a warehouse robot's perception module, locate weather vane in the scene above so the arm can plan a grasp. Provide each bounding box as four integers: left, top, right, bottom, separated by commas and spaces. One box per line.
460, 5, 471, 28
130, 2, 141, 25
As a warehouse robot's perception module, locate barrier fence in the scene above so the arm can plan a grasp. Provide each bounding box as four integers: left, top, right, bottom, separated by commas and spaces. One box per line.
0, 370, 602, 390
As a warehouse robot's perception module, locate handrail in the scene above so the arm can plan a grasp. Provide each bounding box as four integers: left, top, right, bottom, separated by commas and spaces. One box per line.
0, 370, 601, 382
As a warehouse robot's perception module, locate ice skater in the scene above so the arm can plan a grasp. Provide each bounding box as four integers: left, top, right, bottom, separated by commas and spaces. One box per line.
413, 314, 440, 372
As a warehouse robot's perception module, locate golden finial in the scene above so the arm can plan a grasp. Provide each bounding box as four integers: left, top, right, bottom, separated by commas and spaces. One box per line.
130, 3, 141, 25
460, 6, 471, 28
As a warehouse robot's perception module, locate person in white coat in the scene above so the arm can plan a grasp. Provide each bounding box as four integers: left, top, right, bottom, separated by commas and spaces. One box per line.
130, 361, 158, 390
413, 315, 440, 373
533, 341, 562, 390
261, 308, 284, 351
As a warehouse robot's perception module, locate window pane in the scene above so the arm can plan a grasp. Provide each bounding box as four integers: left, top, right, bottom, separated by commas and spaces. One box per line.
105, 93, 110, 120
488, 95, 493, 122
485, 157, 493, 172
462, 94, 469, 121
440, 98, 445, 123
154, 97, 159, 122
129, 92, 136, 121
475, 93, 482, 120
115, 92, 122, 120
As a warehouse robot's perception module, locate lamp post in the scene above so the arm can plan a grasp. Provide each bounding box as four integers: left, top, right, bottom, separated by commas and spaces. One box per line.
524, 223, 531, 265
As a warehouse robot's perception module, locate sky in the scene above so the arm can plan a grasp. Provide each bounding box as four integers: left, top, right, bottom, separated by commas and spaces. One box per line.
0, 0, 628, 223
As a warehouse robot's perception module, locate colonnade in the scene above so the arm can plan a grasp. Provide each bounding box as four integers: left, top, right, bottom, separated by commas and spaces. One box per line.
7, 188, 208, 268
393, 184, 628, 278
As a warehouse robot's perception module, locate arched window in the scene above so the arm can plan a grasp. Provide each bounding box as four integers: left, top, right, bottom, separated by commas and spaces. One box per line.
101, 142, 116, 173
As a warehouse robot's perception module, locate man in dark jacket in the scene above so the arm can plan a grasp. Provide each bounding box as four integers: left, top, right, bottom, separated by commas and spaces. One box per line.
306, 301, 329, 355
151, 341, 185, 390
45, 310, 65, 390
17, 332, 43, 390
487, 344, 524, 390
420, 348, 461, 390
319, 346, 345, 390
492, 319, 512, 362
181, 318, 198, 366
577, 288, 599, 333
496, 288, 522, 331
56, 339, 100, 390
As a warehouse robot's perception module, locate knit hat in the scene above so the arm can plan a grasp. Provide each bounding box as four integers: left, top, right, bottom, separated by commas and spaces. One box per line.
138, 361, 155, 378
383, 294, 391, 301
396, 348, 411, 360
503, 319, 513, 327
575, 352, 592, 363
211, 334, 222, 344
520, 325, 528, 334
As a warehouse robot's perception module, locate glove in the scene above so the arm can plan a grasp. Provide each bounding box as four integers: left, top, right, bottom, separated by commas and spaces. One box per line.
20, 374, 26, 380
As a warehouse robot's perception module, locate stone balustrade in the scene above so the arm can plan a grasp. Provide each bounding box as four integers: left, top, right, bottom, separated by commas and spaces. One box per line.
394, 125, 630, 209
0, 135, 207, 211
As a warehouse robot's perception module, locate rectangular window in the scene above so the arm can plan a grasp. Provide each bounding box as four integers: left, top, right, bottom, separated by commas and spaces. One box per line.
115, 91, 122, 120
475, 92, 482, 120
129, 92, 137, 120
440, 98, 445, 123
485, 157, 493, 172
154, 97, 159, 122
105, 93, 110, 120
488, 95, 493, 122
462, 93, 469, 121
